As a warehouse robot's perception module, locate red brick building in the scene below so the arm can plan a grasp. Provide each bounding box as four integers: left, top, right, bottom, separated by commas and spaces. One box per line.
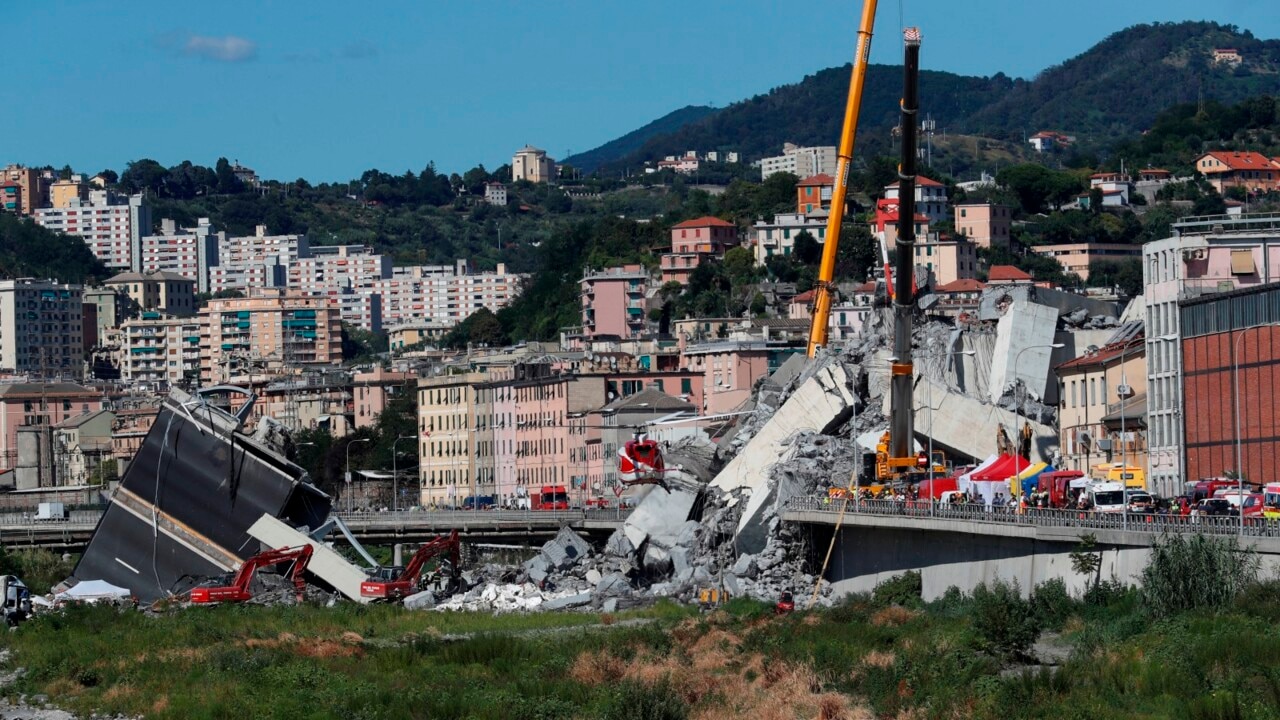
1180, 282, 1280, 485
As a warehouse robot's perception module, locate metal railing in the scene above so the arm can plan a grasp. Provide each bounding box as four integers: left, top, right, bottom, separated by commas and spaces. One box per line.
784, 496, 1280, 538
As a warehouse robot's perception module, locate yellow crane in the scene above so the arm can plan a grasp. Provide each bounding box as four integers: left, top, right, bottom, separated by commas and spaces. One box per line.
806, 0, 879, 358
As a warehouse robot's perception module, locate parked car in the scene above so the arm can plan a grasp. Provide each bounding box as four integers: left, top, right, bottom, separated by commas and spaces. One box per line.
1125, 491, 1155, 513
1196, 498, 1239, 517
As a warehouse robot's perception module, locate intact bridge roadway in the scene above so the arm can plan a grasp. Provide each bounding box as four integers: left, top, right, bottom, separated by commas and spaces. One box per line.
781, 497, 1280, 600
0, 509, 631, 551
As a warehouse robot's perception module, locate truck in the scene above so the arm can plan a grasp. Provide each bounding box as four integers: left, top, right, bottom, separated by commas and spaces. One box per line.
1264, 483, 1280, 519
461, 495, 495, 510
1087, 481, 1127, 513
1037, 470, 1086, 508
0, 576, 32, 627
1092, 463, 1146, 490
533, 485, 569, 511
35, 502, 67, 521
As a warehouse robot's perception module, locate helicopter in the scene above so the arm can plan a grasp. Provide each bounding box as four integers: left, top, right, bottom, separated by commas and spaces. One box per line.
618, 429, 670, 490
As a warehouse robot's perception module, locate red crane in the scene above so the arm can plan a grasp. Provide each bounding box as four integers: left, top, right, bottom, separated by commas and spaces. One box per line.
190, 544, 314, 604
360, 530, 461, 601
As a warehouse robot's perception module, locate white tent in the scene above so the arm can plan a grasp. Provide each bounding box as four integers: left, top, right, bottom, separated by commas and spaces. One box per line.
957, 454, 1003, 507
55, 579, 133, 604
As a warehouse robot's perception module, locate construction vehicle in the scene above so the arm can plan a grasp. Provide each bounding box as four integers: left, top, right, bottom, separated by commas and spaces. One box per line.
1, 575, 32, 627
775, 590, 796, 615
533, 485, 570, 510
190, 544, 314, 604
806, 0, 879, 357
360, 530, 461, 601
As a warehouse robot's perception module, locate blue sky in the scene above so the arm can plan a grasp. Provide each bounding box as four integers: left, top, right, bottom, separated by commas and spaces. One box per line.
2, 1, 1275, 182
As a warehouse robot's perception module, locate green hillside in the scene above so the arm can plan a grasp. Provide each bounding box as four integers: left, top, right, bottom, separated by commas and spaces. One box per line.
0, 213, 109, 285
562, 105, 716, 172
589, 21, 1280, 174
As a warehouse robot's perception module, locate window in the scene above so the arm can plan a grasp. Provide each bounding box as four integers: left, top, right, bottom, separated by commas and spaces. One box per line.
1090, 378, 1096, 406
1231, 249, 1256, 275
681, 379, 692, 395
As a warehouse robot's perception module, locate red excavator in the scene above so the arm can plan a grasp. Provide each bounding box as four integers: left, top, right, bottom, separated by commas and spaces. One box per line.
190, 544, 314, 604
361, 530, 461, 601
618, 431, 668, 489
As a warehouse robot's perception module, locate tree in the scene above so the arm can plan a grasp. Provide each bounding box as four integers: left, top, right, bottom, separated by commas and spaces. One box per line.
119, 159, 169, 195
722, 246, 760, 286
96, 169, 119, 185
791, 231, 822, 265
443, 308, 508, 349
215, 157, 244, 195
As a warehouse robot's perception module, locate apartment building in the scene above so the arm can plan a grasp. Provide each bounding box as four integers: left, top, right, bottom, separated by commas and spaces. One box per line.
33, 190, 152, 271
796, 174, 835, 215
0, 382, 103, 472
82, 288, 129, 349
0, 165, 46, 216
911, 236, 977, 286
680, 340, 771, 414
1143, 213, 1280, 497
954, 202, 1012, 249
581, 265, 648, 340
484, 182, 508, 206
0, 279, 83, 376
1029, 243, 1142, 282
49, 177, 88, 209
1055, 337, 1147, 475
104, 271, 197, 317
388, 321, 450, 351
139, 218, 222, 292
660, 216, 737, 285
119, 313, 202, 389
884, 176, 948, 225
759, 143, 837, 181
199, 289, 342, 383
209, 225, 308, 294
752, 213, 828, 265
512, 145, 554, 183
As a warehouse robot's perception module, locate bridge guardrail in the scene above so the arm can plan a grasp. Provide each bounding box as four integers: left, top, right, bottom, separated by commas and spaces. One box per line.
784, 496, 1278, 538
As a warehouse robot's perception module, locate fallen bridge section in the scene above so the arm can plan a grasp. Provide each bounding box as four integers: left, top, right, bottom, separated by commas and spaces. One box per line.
903, 375, 1057, 464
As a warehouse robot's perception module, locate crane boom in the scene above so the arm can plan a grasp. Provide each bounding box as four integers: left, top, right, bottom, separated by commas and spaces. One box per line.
889, 28, 923, 463
806, 0, 879, 357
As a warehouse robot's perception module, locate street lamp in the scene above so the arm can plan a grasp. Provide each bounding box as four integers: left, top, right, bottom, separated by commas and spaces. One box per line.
917, 348, 976, 514
1013, 343, 1064, 498
1233, 322, 1280, 534
391, 435, 414, 512
345, 437, 371, 513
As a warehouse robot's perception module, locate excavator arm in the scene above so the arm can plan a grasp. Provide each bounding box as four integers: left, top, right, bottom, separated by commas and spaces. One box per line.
360, 530, 461, 601
190, 545, 314, 604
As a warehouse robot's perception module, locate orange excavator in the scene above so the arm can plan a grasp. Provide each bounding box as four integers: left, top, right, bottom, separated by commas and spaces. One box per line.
190, 544, 314, 604
360, 530, 461, 601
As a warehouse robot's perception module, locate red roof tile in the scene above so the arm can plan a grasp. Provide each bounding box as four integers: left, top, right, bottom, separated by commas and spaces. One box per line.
934, 279, 986, 293
987, 265, 1033, 282
1055, 337, 1144, 371
1200, 151, 1278, 172
798, 173, 835, 186
852, 281, 877, 293
791, 290, 816, 303
672, 216, 736, 229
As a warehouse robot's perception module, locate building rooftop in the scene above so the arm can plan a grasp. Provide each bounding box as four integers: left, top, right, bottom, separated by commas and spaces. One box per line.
886, 176, 945, 188
1055, 336, 1145, 372
1199, 150, 1278, 172
797, 173, 835, 187
52, 408, 113, 430
987, 265, 1033, 282
603, 387, 695, 413
0, 382, 99, 399
934, 279, 987, 293
105, 271, 194, 284
672, 216, 736, 229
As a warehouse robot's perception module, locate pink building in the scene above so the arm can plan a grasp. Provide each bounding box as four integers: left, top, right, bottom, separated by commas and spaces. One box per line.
581, 265, 649, 339
0, 383, 104, 472
660, 216, 738, 285
954, 203, 1012, 249
353, 368, 413, 429
680, 341, 771, 414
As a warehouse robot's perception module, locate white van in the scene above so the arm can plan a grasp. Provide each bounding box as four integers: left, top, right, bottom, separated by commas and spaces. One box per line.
1088, 481, 1126, 513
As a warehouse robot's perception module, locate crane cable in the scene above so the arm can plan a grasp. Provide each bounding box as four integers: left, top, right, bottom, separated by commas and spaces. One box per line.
805, 468, 859, 610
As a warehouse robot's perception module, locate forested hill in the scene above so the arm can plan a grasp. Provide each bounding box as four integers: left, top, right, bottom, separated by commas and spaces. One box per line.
563, 105, 716, 172
589, 21, 1280, 173
0, 214, 109, 285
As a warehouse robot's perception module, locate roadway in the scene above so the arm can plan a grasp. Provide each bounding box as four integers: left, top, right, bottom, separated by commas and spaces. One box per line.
0, 508, 632, 551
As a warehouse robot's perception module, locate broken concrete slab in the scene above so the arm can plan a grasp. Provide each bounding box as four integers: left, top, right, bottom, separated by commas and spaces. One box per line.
712, 361, 858, 496
585, 568, 602, 586
542, 592, 592, 610
604, 529, 634, 558
989, 299, 1059, 403
622, 486, 698, 550
403, 590, 436, 610
906, 376, 1057, 464
540, 527, 591, 570
248, 515, 371, 603
731, 554, 758, 579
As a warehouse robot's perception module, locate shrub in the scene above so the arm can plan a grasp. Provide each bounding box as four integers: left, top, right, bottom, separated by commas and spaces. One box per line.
872, 571, 922, 609
970, 579, 1038, 659
1141, 533, 1260, 617
1031, 578, 1075, 630
599, 680, 688, 720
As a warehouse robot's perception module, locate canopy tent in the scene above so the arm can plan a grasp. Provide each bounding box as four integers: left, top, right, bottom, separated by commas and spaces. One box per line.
971, 454, 1031, 482
957, 455, 1004, 507
55, 579, 132, 604
918, 476, 959, 500
1015, 462, 1050, 496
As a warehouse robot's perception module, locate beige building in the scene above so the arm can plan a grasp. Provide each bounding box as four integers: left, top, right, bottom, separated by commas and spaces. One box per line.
954, 203, 1012, 249
1055, 336, 1147, 475
417, 371, 486, 506
388, 322, 450, 351
1029, 243, 1142, 283
199, 289, 342, 383
49, 178, 87, 209
119, 314, 202, 389
0, 165, 47, 216
0, 279, 83, 376
912, 236, 977, 286
512, 145, 554, 183
104, 271, 197, 317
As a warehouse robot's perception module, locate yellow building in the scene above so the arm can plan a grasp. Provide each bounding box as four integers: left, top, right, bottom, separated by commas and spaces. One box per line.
104, 271, 197, 317
49, 178, 87, 209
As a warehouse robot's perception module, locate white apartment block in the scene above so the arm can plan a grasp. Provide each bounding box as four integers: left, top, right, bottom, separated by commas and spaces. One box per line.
1143, 214, 1280, 498
139, 218, 223, 293
484, 182, 508, 206
884, 177, 949, 225
752, 213, 828, 265
375, 260, 523, 329
0, 279, 83, 376
209, 225, 308, 294
288, 245, 392, 295
119, 314, 202, 388
33, 191, 151, 272
758, 143, 837, 181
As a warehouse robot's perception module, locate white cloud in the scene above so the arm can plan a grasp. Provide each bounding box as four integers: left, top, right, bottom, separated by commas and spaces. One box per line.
183, 34, 257, 62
